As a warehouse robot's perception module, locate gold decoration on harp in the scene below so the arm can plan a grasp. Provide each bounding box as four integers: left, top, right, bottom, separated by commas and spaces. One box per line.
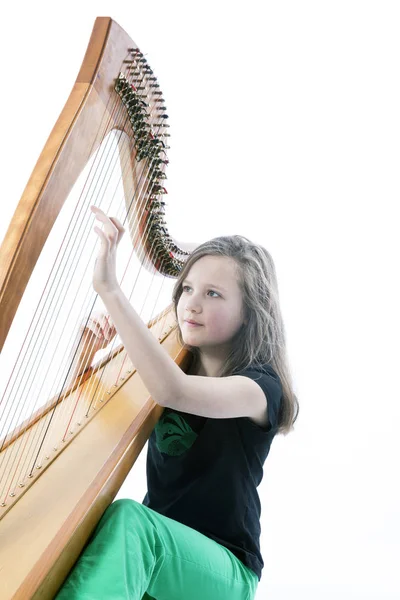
0, 17, 192, 600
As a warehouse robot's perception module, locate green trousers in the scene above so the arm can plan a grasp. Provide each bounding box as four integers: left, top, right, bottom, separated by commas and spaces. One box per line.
55, 498, 259, 600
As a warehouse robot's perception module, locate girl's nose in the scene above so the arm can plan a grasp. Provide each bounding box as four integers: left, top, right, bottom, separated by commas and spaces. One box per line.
185, 299, 202, 312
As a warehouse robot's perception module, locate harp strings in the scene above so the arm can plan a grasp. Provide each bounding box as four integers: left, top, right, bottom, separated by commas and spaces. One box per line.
0, 52, 187, 501
0, 70, 118, 496
24, 72, 153, 469
0, 61, 132, 468
0, 57, 131, 453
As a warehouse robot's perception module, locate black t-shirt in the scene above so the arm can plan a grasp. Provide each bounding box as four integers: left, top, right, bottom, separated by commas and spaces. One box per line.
142, 363, 282, 581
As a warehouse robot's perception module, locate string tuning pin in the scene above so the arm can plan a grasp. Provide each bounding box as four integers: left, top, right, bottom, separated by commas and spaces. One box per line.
156, 186, 168, 194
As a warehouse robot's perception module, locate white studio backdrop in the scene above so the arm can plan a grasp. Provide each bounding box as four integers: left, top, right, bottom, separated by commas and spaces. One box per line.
1, 2, 399, 599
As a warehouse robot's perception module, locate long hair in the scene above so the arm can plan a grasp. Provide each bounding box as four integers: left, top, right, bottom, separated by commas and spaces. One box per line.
171, 235, 299, 436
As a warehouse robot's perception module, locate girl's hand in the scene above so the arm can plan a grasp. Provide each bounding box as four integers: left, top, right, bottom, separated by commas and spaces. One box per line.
91, 205, 125, 295
79, 310, 118, 353
69, 311, 118, 380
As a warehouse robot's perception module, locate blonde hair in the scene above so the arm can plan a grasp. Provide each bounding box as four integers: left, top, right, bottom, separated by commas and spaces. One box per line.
171, 235, 299, 435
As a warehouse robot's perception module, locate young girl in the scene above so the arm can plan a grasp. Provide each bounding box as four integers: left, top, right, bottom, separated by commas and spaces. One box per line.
56, 207, 299, 600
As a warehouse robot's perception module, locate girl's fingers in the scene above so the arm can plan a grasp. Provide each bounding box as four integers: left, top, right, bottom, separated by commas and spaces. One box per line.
91, 209, 117, 244
103, 317, 112, 340
109, 216, 124, 230
109, 217, 125, 245
87, 312, 116, 341
88, 318, 103, 338
91, 206, 125, 245
91, 206, 117, 233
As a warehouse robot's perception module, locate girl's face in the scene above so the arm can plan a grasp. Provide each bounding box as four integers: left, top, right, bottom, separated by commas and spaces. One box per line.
177, 255, 246, 350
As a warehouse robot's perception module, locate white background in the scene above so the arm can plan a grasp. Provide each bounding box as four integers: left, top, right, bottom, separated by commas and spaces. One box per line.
1, 2, 399, 599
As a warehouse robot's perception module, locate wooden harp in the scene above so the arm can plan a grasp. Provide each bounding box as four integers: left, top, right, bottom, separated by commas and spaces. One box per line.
0, 17, 193, 599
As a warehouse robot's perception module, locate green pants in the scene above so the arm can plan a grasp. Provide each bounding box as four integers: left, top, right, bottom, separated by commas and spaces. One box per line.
55, 499, 259, 600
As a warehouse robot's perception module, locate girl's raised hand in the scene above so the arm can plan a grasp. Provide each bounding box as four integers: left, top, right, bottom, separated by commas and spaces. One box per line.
91, 205, 125, 295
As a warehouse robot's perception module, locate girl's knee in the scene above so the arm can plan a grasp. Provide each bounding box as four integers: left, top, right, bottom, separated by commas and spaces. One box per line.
108, 498, 143, 515
100, 499, 158, 537
93, 500, 143, 537
112, 498, 139, 508
98, 498, 142, 526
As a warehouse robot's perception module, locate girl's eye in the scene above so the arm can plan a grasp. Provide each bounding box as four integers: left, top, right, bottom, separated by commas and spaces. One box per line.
182, 286, 219, 298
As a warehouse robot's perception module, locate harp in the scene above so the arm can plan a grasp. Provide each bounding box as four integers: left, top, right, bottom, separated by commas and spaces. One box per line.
0, 17, 194, 599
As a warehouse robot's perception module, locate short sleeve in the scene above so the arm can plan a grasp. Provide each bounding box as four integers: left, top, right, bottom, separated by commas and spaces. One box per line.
236, 365, 282, 431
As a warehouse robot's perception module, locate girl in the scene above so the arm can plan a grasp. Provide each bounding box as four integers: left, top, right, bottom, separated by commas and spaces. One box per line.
56, 206, 299, 600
